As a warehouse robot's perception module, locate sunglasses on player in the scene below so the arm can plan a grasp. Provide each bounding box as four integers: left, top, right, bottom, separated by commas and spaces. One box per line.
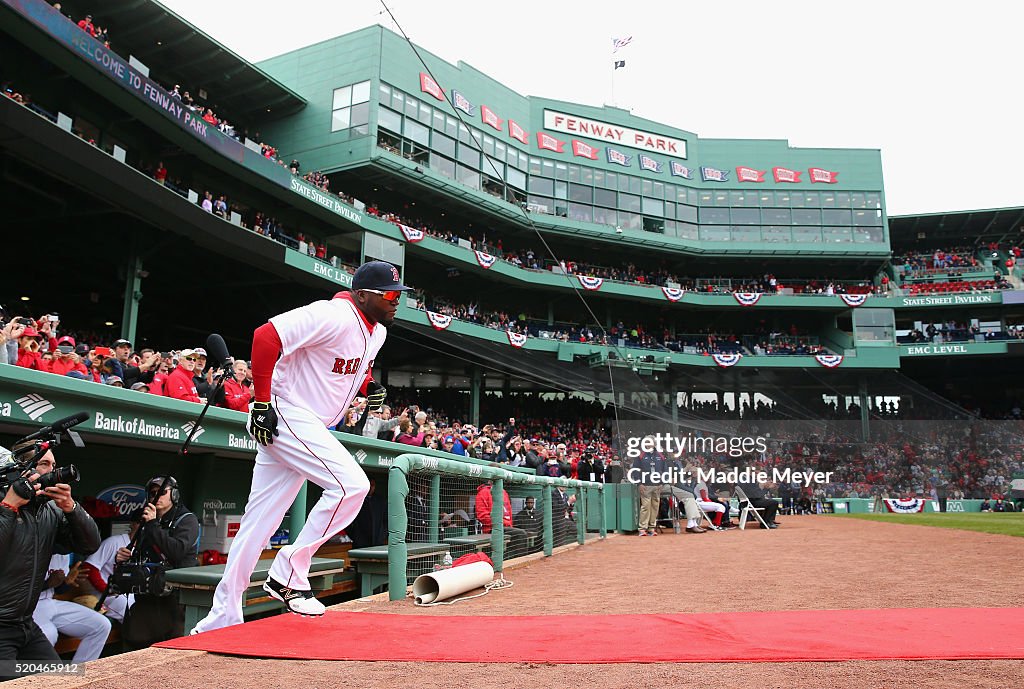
359, 288, 402, 302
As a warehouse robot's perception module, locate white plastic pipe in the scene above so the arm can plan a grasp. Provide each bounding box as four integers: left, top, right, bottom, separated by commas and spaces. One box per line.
412, 561, 494, 604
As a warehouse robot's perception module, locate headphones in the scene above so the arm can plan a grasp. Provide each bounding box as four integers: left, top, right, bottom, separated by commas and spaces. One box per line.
147, 475, 180, 505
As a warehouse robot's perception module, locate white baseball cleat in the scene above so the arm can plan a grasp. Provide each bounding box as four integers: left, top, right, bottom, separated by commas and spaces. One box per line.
263, 577, 326, 617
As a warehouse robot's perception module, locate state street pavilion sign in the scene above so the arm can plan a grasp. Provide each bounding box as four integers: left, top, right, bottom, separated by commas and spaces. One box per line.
543, 110, 687, 159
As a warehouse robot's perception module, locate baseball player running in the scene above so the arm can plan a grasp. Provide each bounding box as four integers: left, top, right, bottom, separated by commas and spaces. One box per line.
192, 261, 409, 632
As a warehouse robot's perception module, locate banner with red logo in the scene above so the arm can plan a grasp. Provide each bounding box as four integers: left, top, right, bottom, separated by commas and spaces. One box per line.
397, 223, 425, 243
509, 120, 529, 144
572, 140, 600, 160
639, 155, 663, 173
669, 161, 693, 179
537, 132, 565, 153
426, 311, 452, 331
451, 89, 474, 116
481, 105, 503, 131
701, 166, 729, 182
809, 167, 839, 184
772, 167, 802, 183
736, 167, 765, 183
419, 73, 444, 101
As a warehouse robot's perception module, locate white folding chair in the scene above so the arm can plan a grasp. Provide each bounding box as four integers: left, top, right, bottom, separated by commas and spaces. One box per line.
734, 486, 771, 531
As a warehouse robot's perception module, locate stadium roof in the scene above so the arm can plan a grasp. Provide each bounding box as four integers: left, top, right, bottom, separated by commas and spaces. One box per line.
889, 206, 1024, 252
92, 0, 306, 122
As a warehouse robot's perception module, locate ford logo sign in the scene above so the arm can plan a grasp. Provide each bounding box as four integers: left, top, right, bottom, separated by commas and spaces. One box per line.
95, 484, 147, 518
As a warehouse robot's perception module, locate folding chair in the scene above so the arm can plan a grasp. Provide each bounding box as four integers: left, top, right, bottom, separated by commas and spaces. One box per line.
656, 491, 681, 534
734, 486, 771, 531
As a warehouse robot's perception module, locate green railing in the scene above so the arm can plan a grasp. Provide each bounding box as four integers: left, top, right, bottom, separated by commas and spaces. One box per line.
386, 453, 605, 601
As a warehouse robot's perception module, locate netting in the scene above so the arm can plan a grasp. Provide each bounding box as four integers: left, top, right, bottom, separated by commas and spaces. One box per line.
386, 455, 606, 597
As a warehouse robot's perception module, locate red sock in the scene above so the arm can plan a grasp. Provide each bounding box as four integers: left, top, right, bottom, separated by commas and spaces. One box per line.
712, 511, 722, 526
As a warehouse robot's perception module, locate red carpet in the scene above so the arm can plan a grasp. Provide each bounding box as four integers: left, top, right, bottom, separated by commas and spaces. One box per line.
157, 607, 1024, 663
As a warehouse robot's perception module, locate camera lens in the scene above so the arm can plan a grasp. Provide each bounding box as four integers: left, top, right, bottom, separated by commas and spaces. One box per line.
37, 464, 80, 489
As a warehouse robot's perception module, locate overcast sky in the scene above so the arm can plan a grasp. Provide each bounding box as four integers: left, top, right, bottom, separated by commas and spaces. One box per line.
159, 0, 1021, 217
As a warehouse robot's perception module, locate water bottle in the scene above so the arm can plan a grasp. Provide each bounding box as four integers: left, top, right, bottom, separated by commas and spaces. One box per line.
442, 551, 453, 569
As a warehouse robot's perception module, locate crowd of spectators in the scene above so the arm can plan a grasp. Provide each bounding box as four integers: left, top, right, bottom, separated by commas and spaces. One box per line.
411, 290, 831, 357
0, 312, 254, 412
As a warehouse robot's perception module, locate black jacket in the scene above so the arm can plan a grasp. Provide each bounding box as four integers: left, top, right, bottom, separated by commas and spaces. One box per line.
576, 459, 605, 483
136, 504, 200, 569
0, 500, 100, 624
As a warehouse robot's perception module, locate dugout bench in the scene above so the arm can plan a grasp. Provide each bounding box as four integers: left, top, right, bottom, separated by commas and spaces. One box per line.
165, 557, 351, 634
346, 543, 450, 596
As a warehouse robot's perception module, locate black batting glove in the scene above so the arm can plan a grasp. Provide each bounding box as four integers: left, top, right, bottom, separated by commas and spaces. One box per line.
250, 401, 279, 446
365, 381, 387, 412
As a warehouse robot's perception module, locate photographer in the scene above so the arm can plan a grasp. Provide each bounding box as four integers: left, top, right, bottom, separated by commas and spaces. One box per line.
0, 443, 100, 670
0, 317, 27, 365
114, 476, 199, 648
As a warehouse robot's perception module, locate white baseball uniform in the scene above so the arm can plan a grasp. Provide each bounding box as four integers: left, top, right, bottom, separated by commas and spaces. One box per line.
84, 534, 134, 621
193, 293, 382, 632
33, 554, 112, 663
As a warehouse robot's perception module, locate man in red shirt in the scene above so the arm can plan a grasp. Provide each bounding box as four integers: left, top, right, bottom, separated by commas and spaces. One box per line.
165, 350, 201, 403
77, 14, 96, 36
219, 359, 254, 412
474, 482, 528, 559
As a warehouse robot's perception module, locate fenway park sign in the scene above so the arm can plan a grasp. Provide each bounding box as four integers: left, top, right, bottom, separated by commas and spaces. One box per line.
543, 110, 687, 158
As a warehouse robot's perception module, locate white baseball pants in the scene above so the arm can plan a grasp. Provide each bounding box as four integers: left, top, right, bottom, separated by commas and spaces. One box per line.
192, 397, 370, 633
33, 598, 112, 663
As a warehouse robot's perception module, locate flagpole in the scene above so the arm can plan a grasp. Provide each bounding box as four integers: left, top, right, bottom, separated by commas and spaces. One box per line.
611, 58, 616, 107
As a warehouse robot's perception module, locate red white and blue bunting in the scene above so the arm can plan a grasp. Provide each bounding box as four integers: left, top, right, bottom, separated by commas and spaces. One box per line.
474, 251, 497, 269
733, 292, 762, 307
712, 353, 742, 368
883, 498, 926, 513
578, 275, 604, 291
397, 223, 425, 243
661, 287, 685, 302
839, 294, 869, 308
507, 331, 527, 349
815, 353, 844, 368
426, 311, 452, 331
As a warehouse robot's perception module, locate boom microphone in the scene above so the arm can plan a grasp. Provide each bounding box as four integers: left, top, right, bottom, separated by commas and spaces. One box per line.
21, 411, 89, 443
205, 333, 232, 366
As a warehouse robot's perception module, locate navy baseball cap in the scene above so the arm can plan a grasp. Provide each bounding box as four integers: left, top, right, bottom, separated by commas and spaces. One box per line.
352, 261, 411, 292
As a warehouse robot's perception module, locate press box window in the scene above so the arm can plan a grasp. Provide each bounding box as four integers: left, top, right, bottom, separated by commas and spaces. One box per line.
332, 80, 371, 133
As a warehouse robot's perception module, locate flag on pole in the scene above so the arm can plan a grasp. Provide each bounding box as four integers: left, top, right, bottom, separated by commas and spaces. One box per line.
612, 36, 632, 52
614, 60, 626, 69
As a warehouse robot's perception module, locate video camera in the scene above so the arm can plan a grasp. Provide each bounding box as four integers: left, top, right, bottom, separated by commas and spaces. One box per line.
0, 412, 87, 499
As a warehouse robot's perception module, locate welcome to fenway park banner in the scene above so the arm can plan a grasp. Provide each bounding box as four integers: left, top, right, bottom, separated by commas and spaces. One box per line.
883, 498, 926, 513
